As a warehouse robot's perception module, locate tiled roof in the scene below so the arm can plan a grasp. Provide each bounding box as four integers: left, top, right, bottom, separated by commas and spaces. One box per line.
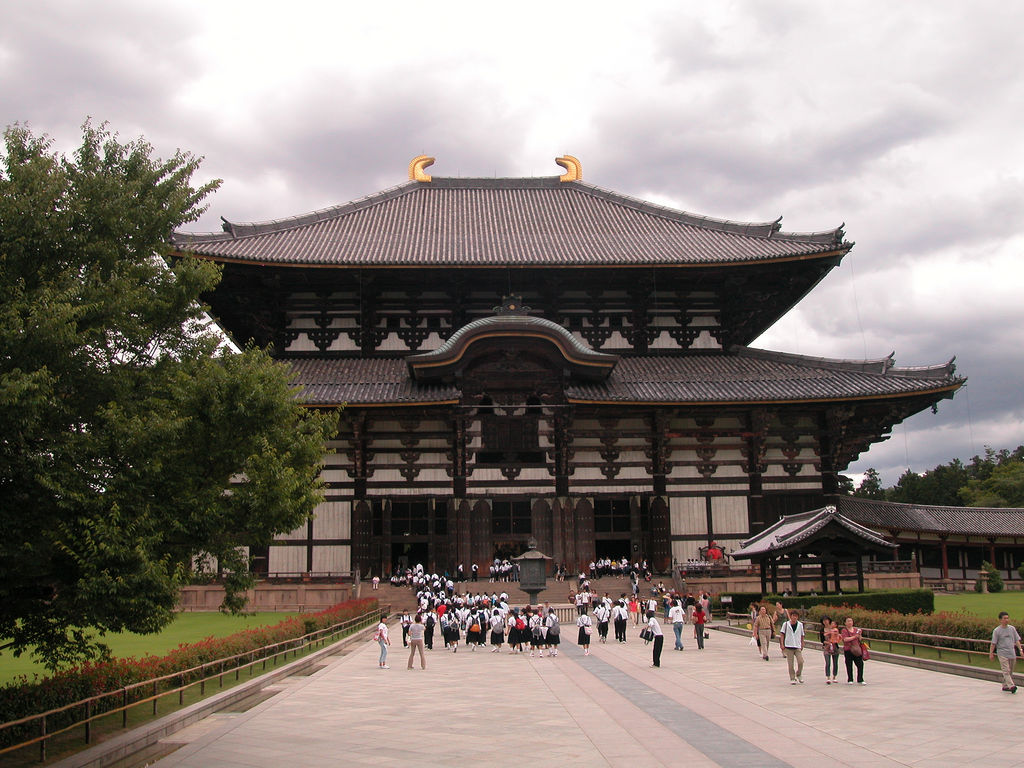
732, 506, 895, 559
172, 177, 849, 267
289, 358, 459, 405
289, 348, 959, 406
838, 497, 1024, 537
566, 348, 958, 404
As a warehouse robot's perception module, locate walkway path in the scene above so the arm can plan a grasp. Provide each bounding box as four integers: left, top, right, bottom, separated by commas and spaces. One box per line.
152, 624, 1023, 768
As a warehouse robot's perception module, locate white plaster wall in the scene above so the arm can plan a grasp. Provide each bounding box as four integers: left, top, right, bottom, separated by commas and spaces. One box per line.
312, 501, 350, 539
711, 496, 748, 534
670, 496, 707, 535
312, 545, 350, 573
268, 546, 305, 573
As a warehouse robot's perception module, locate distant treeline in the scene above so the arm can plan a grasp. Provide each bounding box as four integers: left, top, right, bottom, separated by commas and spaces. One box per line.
844, 445, 1024, 508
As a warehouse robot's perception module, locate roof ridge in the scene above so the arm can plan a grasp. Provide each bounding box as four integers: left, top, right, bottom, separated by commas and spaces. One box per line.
568, 181, 847, 245
173, 180, 421, 242
172, 175, 850, 248
734, 346, 895, 374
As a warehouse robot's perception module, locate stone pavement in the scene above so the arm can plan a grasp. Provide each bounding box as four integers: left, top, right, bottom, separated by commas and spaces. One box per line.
152, 623, 1024, 768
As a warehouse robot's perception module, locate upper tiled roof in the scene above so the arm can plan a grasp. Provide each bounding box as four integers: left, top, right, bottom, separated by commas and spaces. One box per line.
289, 348, 959, 406
838, 497, 1024, 537
732, 506, 895, 559
172, 177, 849, 267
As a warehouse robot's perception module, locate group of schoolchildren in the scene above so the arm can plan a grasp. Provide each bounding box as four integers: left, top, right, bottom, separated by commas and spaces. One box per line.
400, 600, 563, 657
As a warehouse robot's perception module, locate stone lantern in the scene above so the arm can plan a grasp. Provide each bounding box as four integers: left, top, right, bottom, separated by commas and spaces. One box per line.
513, 538, 552, 606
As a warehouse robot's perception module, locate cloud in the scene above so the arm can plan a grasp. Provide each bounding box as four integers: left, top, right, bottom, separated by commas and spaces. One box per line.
2, 0, 1022, 489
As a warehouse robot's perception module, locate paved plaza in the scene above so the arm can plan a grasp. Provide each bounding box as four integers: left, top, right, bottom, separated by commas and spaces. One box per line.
152, 624, 1023, 768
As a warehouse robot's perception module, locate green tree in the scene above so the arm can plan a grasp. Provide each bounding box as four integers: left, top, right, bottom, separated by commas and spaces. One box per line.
888, 460, 971, 507
0, 122, 336, 667
853, 468, 886, 499
959, 460, 1024, 508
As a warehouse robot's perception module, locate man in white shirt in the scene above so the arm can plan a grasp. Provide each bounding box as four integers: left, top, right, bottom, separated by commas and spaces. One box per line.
668, 599, 686, 651
779, 609, 806, 684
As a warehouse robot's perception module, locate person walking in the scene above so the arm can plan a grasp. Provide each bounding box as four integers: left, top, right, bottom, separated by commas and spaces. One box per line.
594, 601, 611, 644
489, 608, 505, 653
692, 603, 707, 650
989, 611, 1022, 693
646, 610, 664, 667
840, 616, 865, 684
779, 608, 805, 684
407, 613, 427, 670
669, 599, 686, 651
612, 599, 629, 643
400, 612, 412, 647
820, 617, 840, 684
753, 604, 773, 661
375, 613, 391, 669
545, 607, 561, 657
577, 612, 594, 655
629, 596, 640, 626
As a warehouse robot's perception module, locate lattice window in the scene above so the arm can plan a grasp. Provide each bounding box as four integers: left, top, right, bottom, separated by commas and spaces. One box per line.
594, 498, 631, 533
492, 500, 532, 535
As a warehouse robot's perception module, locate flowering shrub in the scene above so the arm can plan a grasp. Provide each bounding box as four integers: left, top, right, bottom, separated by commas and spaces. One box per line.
803, 604, 1020, 652
0, 598, 378, 747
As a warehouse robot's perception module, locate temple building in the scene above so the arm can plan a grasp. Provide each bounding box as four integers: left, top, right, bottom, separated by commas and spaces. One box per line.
172, 155, 963, 578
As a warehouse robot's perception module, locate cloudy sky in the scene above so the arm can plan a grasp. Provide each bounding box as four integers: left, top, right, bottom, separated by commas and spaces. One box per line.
3, 1, 1022, 486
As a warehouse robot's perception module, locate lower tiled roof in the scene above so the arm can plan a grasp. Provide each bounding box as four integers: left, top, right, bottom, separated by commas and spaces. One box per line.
838, 497, 1024, 537
288, 348, 959, 406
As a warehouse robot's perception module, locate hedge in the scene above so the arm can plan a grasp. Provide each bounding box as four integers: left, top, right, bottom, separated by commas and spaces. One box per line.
716, 589, 934, 616
801, 606, 1023, 653
0, 597, 378, 748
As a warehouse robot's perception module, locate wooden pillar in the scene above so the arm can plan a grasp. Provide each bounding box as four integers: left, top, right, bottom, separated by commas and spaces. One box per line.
789, 555, 799, 595
820, 562, 828, 594
650, 495, 671, 574
760, 560, 768, 595
352, 500, 372, 578
469, 500, 489, 573
832, 561, 841, 592
575, 497, 596, 572
940, 538, 949, 580
856, 557, 865, 593
770, 558, 779, 594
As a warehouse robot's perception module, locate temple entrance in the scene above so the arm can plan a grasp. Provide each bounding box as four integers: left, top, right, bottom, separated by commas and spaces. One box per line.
392, 541, 429, 573
595, 538, 631, 561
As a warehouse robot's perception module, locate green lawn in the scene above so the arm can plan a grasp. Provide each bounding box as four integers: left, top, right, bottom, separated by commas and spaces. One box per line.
0, 612, 299, 685
933, 591, 1024, 620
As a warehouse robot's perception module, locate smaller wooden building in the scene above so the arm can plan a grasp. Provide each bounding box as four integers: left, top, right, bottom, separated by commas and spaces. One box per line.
732, 505, 896, 594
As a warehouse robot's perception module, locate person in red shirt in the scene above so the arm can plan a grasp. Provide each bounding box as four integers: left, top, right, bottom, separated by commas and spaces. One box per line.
692, 604, 708, 649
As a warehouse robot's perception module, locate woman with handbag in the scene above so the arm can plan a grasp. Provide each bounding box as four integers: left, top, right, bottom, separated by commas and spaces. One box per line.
577, 611, 593, 655
840, 616, 866, 684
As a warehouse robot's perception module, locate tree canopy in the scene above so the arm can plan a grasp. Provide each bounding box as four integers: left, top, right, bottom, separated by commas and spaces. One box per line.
0, 123, 336, 667
850, 446, 1024, 509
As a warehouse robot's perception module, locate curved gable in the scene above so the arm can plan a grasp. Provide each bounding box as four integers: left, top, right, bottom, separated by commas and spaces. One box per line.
406, 299, 617, 384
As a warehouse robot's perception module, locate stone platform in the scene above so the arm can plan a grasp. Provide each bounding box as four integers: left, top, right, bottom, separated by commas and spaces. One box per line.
150, 624, 1023, 768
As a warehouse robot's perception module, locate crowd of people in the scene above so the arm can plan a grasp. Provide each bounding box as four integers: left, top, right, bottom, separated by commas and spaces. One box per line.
377, 573, 1023, 695
750, 600, 870, 685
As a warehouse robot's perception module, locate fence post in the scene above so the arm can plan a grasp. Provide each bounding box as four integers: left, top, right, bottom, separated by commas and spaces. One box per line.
152, 681, 158, 715
85, 699, 91, 744
39, 714, 46, 763
122, 688, 128, 728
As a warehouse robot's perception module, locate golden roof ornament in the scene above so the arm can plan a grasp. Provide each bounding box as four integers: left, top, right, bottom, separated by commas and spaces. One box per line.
408, 155, 435, 182
555, 155, 582, 182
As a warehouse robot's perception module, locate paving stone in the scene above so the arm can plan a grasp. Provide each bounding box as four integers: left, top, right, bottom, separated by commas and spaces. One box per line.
151, 624, 1022, 767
